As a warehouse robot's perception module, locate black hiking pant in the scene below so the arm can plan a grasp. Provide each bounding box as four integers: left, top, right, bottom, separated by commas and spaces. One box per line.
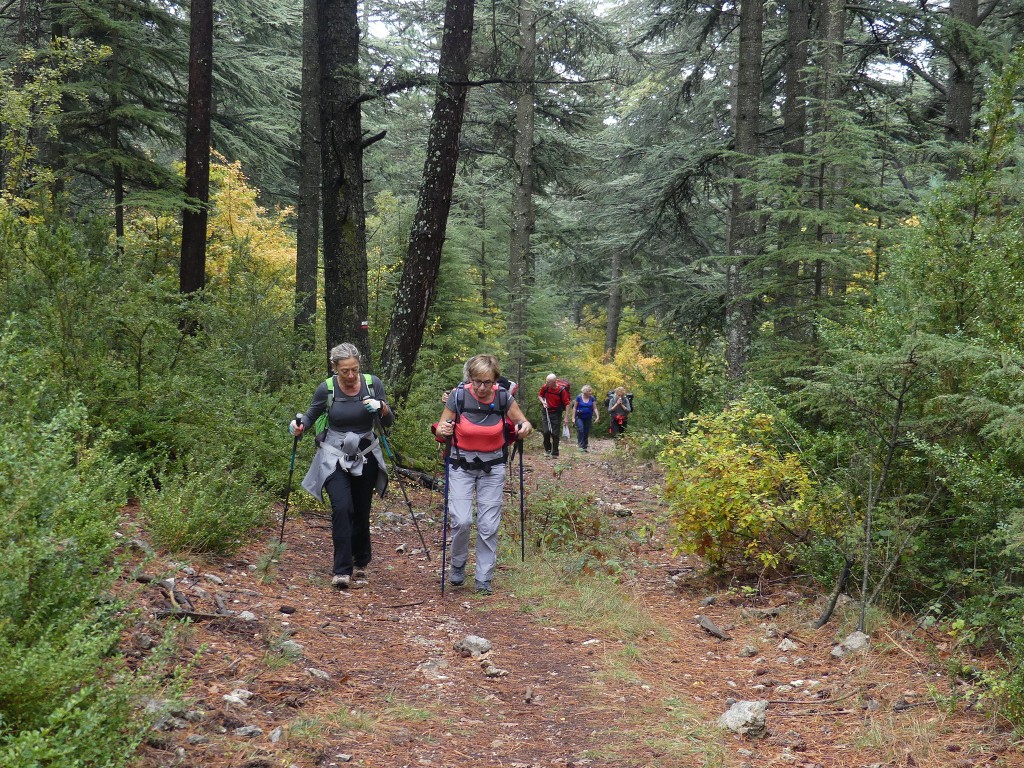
324, 455, 378, 576
541, 407, 565, 456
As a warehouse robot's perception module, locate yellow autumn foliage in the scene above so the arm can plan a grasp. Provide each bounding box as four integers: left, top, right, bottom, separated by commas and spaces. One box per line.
206, 153, 295, 278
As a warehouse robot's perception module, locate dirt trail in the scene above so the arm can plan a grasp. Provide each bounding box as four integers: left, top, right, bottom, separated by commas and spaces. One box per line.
130, 437, 1020, 768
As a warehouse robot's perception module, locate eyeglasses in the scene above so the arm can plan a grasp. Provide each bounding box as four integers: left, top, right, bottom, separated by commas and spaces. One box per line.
471, 379, 494, 388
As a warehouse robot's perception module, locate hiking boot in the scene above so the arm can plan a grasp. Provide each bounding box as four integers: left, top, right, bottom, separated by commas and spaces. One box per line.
353, 568, 368, 584
449, 564, 465, 587
331, 574, 351, 590
474, 580, 493, 595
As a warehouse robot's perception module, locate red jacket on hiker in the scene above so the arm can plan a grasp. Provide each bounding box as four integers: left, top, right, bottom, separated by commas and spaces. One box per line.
538, 382, 571, 411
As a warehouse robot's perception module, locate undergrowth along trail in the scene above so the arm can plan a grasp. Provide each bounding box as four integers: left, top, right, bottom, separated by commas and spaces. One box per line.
128, 436, 1020, 768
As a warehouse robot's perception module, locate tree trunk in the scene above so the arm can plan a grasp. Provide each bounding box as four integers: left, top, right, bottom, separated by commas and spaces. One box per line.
507, 0, 536, 389
179, 0, 214, 296
294, 0, 321, 350
379, 0, 476, 399
724, 0, 763, 380
605, 249, 622, 359
110, 37, 125, 247
946, 0, 978, 160
775, 0, 809, 341
811, 0, 845, 303
319, 0, 371, 364
478, 203, 490, 309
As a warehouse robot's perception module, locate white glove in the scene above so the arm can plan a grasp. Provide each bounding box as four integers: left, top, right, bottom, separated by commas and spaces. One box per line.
364, 398, 382, 413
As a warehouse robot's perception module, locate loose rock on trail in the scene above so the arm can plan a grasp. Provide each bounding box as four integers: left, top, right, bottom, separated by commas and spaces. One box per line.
126, 437, 1020, 768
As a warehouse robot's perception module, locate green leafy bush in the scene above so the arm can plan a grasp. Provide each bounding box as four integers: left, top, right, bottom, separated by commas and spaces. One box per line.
529, 484, 624, 574
660, 401, 834, 570
142, 461, 272, 554
0, 337, 149, 763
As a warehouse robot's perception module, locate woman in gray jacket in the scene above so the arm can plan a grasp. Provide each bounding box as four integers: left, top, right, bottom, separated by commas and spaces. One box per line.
290, 343, 393, 589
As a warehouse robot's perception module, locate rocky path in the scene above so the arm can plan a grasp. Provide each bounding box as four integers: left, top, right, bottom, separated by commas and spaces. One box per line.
128, 437, 1019, 768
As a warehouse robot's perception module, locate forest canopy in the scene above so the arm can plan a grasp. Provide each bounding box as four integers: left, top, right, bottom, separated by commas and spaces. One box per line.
5, 0, 1024, 758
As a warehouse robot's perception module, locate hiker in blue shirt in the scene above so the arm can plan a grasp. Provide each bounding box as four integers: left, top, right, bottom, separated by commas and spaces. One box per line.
571, 384, 600, 452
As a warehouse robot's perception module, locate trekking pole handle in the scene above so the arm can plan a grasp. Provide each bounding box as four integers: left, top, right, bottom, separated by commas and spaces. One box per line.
291, 413, 304, 437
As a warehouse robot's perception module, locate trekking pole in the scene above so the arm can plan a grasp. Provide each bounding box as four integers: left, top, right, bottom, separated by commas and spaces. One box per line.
518, 439, 526, 561
373, 413, 431, 560
440, 434, 452, 595
278, 413, 304, 545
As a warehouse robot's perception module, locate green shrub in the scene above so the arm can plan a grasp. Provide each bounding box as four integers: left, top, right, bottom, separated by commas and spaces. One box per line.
618, 429, 665, 461
0, 336, 150, 762
660, 401, 836, 570
529, 484, 624, 574
142, 461, 272, 555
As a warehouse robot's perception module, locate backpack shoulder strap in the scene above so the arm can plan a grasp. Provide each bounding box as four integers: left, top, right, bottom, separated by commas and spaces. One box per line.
454, 384, 508, 419
454, 383, 466, 421
325, 376, 335, 408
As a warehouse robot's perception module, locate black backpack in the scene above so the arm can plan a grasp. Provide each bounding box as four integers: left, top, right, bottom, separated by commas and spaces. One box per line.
607, 391, 635, 411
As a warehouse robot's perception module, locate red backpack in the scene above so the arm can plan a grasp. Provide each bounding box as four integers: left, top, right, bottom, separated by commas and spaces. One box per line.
541, 378, 571, 408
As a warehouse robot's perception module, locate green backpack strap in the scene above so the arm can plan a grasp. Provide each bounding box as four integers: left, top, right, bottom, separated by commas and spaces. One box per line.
314, 376, 335, 436
315, 374, 376, 436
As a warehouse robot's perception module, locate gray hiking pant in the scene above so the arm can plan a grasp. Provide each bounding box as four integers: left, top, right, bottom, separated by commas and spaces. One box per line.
447, 463, 507, 584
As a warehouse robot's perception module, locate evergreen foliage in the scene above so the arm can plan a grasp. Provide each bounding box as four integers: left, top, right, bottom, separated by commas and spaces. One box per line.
9, 0, 1024, 740
0, 340, 154, 765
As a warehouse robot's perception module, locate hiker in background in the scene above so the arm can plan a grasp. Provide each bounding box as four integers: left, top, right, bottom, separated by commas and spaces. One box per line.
289, 343, 392, 590
434, 355, 532, 595
571, 384, 600, 452
608, 386, 632, 437
538, 373, 571, 457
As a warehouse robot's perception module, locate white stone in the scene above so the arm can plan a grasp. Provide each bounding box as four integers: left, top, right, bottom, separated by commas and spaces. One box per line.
718, 700, 768, 737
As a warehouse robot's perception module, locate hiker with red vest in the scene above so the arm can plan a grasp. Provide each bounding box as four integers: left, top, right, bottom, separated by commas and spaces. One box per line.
538, 373, 571, 457
434, 355, 532, 595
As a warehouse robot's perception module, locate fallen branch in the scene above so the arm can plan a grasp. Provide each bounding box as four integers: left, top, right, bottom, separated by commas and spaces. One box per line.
155, 609, 247, 621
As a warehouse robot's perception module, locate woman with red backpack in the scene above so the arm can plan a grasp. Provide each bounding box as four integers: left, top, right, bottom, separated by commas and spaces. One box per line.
433, 355, 532, 595
537, 373, 571, 457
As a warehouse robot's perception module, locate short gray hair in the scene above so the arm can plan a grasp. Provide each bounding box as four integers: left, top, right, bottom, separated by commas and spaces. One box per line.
329, 342, 362, 365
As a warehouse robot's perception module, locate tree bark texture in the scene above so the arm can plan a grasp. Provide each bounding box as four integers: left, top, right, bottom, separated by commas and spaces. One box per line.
724, 0, 763, 380
507, 0, 536, 389
946, 0, 978, 148
380, 0, 476, 399
318, 0, 371, 364
605, 248, 622, 359
295, 0, 321, 349
810, 0, 845, 300
775, 0, 810, 341
180, 0, 213, 295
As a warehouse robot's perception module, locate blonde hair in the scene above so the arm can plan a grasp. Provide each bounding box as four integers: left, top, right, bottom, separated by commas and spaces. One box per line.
581, 384, 594, 396
463, 354, 500, 382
